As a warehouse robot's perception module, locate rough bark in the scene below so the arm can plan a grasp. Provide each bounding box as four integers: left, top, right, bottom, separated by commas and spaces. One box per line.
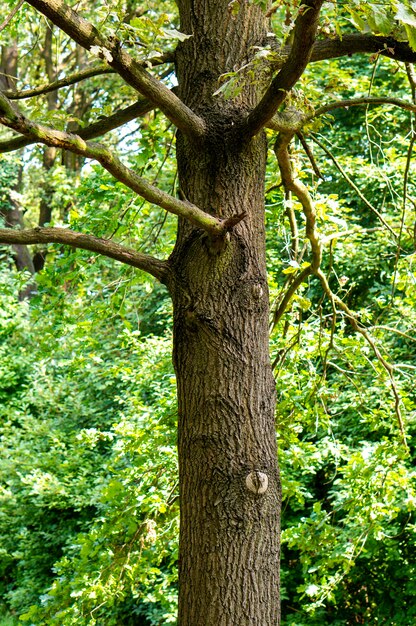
168, 2, 281, 623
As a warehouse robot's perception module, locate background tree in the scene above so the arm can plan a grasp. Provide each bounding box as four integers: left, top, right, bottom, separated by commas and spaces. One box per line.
0, 1, 415, 625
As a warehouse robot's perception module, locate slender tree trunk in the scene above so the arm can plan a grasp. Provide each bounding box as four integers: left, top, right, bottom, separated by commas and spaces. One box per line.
168, 2, 281, 623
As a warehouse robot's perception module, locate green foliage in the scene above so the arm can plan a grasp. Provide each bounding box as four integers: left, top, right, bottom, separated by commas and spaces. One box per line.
0, 156, 20, 216
265, 51, 416, 625
0, 261, 178, 624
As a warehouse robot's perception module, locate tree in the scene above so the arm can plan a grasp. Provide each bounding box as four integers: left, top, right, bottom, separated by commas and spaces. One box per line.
0, 1, 415, 624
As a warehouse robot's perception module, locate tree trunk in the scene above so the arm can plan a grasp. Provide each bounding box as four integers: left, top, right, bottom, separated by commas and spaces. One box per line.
168, 2, 281, 623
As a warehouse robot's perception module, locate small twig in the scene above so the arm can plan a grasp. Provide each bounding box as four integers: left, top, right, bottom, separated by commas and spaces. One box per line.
0, 0, 24, 33
272, 327, 302, 372
323, 227, 381, 243
371, 325, 416, 344
271, 266, 312, 329
284, 190, 299, 259
296, 131, 324, 179
365, 56, 379, 164
4, 65, 115, 99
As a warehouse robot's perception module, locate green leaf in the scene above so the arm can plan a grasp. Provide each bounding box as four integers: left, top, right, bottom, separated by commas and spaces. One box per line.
161, 28, 192, 42
365, 5, 394, 35
404, 23, 416, 50
395, 2, 416, 28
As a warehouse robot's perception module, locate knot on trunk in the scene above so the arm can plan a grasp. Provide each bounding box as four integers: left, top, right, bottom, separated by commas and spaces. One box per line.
245, 470, 268, 495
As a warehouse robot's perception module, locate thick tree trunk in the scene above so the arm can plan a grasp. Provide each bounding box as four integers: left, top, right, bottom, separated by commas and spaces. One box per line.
168, 2, 281, 624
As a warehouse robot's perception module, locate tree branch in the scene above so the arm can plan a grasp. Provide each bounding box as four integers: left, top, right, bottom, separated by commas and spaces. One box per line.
309, 33, 416, 65
316, 268, 408, 451
3, 52, 174, 101
25, 0, 206, 139
272, 34, 416, 70
242, 0, 324, 138
296, 131, 324, 179
0, 91, 224, 236
271, 266, 312, 328
275, 133, 322, 271
3, 64, 115, 100
0, 226, 168, 281
271, 130, 408, 448
312, 96, 416, 119
0, 96, 156, 153
0, 0, 24, 33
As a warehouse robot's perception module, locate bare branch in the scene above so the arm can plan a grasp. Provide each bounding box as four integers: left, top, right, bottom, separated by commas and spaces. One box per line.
309, 34, 416, 65
272, 34, 416, 70
0, 226, 168, 281
4, 64, 115, 100
242, 0, 324, 138
312, 96, 416, 119
0, 0, 24, 33
25, 0, 206, 139
0, 90, 224, 236
0, 96, 156, 153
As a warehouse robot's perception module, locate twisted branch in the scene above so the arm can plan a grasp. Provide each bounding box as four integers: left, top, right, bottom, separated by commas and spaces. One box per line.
272, 131, 408, 448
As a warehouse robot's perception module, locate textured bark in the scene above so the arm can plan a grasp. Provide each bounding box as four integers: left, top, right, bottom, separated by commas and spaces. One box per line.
168, 2, 281, 624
